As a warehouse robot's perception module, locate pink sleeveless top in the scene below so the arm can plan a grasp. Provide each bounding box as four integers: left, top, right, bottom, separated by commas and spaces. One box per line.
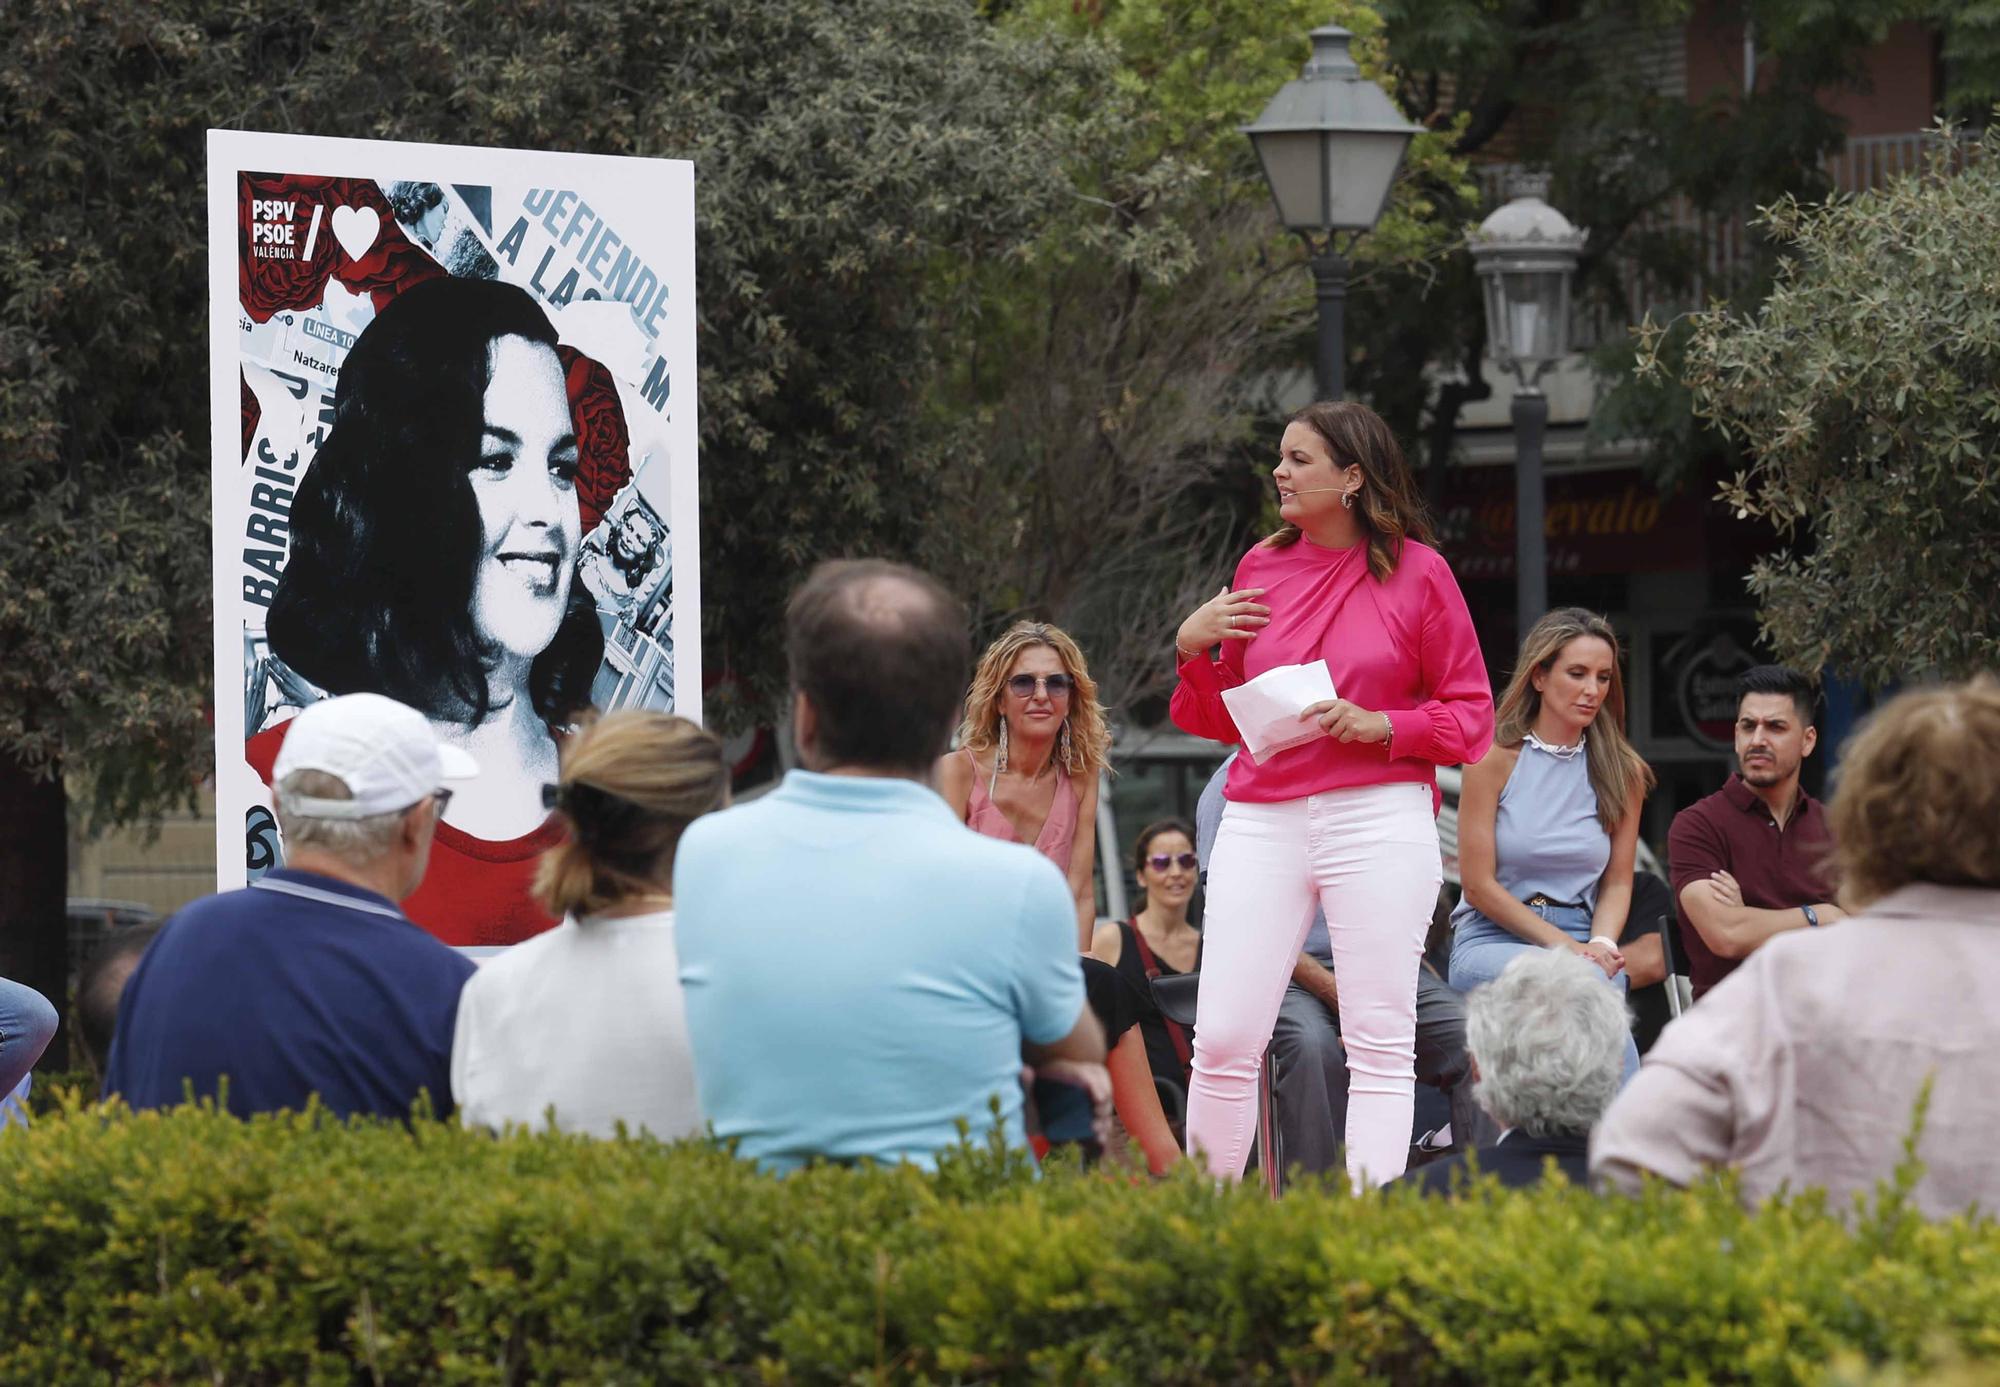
962, 746, 1079, 872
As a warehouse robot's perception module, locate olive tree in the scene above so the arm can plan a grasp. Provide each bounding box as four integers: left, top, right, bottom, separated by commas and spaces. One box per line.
1645, 125, 2000, 686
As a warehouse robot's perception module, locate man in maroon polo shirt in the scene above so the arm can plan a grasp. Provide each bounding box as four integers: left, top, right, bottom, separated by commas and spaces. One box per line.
1669, 666, 1845, 999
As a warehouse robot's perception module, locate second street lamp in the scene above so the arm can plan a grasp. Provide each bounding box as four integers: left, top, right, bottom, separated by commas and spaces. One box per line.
1469, 173, 1585, 638
1243, 25, 1423, 400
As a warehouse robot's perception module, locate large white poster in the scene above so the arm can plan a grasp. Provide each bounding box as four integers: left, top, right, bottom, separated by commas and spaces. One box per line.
208, 130, 700, 946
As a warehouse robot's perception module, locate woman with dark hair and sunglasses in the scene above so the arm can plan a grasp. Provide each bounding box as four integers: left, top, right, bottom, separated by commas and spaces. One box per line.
248, 276, 605, 947
938, 620, 1111, 951
1170, 401, 1492, 1189
1091, 819, 1203, 1130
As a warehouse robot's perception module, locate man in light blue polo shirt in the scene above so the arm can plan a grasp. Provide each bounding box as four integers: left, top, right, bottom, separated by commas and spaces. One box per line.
676, 560, 1102, 1172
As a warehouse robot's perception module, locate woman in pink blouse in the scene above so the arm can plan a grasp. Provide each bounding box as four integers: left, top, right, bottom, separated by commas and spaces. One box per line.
1171, 401, 1493, 1188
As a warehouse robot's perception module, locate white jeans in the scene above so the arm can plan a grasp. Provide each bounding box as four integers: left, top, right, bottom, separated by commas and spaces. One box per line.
1188, 783, 1441, 1188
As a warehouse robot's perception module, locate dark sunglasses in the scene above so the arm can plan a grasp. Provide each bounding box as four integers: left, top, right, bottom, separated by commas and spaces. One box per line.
1007, 673, 1074, 698
1146, 852, 1199, 872
431, 789, 454, 813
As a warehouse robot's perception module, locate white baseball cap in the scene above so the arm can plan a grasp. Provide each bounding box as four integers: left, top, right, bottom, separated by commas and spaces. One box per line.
272, 693, 480, 820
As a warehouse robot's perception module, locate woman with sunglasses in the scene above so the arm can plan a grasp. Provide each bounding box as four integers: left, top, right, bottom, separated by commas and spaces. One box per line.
1091, 820, 1203, 1132
939, 621, 1110, 951
1170, 401, 1492, 1189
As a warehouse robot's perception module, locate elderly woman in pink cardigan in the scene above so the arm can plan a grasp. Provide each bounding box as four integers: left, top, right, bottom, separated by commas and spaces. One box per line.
1171, 401, 1493, 1190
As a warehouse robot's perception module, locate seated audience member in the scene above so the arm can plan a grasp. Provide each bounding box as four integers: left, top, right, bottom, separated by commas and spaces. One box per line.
0, 1078, 27, 1132
1091, 821, 1202, 1118
1449, 610, 1654, 1086
675, 560, 1105, 1173
939, 623, 1135, 1158
1081, 958, 1181, 1175
939, 620, 1108, 949
0, 975, 58, 1126
1670, 665, 1844, 999
75, 925, 162, 1083
452, 711, 729, 1140
1400, 947, 1629, 1195
1593, 677, 2000, 1219
105, 694, 477, 1119
1195, 756, 1484, 1183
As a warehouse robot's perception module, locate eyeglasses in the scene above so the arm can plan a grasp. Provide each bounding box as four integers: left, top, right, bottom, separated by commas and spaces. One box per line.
1146, 852, 1199, 872
1006, 673, 1074, 699
431, 789, 454, 814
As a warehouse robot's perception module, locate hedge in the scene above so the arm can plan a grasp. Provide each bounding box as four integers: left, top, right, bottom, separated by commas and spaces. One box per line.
4, 1091, 1999, 1384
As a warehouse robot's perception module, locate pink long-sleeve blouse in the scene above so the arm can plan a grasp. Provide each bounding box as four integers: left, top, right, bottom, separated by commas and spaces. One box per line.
1171, 533, 1494, 809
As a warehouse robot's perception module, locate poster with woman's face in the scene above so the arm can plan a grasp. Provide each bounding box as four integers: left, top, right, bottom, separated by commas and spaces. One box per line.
208, 131, 699, 947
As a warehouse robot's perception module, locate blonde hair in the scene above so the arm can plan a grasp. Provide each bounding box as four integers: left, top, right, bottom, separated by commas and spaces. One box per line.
1494, 608, 1654, 831
1829, 675, 2000, 907
955, 621, 1111, 779
534, 711, 730, 919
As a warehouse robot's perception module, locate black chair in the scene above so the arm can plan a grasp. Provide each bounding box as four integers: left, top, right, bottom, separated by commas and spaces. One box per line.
1150, 971, 1284, 1197
1657, 906, 1691, 1020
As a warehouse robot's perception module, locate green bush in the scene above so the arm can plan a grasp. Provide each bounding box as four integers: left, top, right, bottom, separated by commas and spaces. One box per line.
4, 1095, 1999, 1384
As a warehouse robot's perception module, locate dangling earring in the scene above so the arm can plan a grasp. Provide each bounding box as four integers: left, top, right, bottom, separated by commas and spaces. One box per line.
996, 719, 1010, 774
1341, 489, 1357, 511
1057, 719, 1073, 771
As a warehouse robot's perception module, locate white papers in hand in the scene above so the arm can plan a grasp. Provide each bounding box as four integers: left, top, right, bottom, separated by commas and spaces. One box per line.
1220, 660, 1338, 763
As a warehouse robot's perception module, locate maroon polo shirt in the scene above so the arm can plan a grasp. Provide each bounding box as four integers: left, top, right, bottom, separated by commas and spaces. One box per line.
1668, 776, 1835, 999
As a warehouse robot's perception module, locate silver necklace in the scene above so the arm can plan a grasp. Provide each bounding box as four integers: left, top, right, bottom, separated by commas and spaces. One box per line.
1525, 729, 1587, 760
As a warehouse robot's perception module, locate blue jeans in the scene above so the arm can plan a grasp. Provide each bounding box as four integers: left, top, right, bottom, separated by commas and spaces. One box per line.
0, 977, 58, 1111
1448, 902, 1640, 1086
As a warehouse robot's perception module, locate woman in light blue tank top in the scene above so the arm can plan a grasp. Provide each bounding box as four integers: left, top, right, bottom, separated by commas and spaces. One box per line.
1449, 610, 1655, 1084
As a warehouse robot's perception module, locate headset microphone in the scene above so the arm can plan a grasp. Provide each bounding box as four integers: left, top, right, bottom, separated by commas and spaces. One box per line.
1283, 486, 1350, 495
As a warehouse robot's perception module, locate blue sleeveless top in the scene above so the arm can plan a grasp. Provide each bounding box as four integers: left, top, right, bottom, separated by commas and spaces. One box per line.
1450, 739, 1610, 944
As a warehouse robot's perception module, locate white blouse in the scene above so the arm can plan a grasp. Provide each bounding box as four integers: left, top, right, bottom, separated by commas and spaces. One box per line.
451, 908, 704, 1141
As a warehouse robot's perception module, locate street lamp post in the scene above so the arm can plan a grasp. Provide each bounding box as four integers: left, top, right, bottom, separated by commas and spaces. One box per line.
1243, 26, 1423, 400
1469, 173, 1585, 637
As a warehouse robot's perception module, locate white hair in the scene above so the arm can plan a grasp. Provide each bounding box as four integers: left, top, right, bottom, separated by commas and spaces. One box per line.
275, 770, 405, 862
1466, 947, 1630, 1137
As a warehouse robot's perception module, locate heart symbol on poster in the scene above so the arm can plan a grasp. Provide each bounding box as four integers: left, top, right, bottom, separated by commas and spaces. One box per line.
329, 205, 380, 262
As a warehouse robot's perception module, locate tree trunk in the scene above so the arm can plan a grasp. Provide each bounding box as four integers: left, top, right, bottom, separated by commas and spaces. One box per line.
0, 751, 69, 1070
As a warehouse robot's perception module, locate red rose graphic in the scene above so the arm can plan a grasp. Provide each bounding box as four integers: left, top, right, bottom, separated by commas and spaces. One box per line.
557, 345, 633, 534
238, 173, 443, 324
240, 370, 260, 460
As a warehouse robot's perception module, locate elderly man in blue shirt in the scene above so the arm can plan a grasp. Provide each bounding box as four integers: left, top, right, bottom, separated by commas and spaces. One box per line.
106, 694, 477, 1120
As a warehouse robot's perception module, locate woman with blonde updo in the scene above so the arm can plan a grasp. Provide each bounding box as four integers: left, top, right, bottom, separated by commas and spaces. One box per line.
451, 709, 729, 1139
939, 621, 1112, 950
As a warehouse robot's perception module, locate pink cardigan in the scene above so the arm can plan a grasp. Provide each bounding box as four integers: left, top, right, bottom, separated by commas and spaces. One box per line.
1170, 535, 1494, 807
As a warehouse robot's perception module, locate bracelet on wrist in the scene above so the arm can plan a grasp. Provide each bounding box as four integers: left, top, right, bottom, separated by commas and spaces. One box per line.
1175, 643, 1205, 664
1588, 935, 1620, 951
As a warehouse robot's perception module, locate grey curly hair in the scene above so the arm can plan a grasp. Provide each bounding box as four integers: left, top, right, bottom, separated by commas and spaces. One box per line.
1466, 947, 1630, 1138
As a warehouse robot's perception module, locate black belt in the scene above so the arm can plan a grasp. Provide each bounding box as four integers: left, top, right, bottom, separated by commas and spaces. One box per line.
1524, 893, 1587, 910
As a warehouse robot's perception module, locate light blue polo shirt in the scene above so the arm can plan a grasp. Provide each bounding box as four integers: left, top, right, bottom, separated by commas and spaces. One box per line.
675, 769, 1085, 1172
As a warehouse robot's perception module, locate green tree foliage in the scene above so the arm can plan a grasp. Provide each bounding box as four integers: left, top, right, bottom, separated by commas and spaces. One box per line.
7, 1099, 2000, 1381
1649, 126, 2000, 686
0, 0, 1116, 1013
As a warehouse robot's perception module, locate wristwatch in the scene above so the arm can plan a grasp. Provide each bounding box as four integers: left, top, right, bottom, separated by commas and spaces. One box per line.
1801, 904, 1820, 928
